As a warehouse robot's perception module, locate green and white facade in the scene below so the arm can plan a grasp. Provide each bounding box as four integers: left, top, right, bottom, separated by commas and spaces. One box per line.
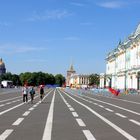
100, 23, 140, 90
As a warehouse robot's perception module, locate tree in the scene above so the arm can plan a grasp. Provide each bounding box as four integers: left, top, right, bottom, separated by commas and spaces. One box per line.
36, 72, 46, 86
0, 71, 65, 87
0, 74, 6, 82
89, 74, 99, 87
55, 74, 65, 87
45, 73, 55, 85
3, 72, 13, 80
12, 74, 21, 86
19, 72, 32, 85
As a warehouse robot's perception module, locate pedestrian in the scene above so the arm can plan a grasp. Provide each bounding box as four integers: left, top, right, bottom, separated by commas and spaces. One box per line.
39, 85, 44, 102
116, 89, 120, 96
22, 85, 28, 103
29, 86, 35, 104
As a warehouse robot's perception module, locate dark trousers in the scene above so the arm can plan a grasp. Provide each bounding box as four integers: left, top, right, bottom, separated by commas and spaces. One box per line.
23, 94, 28, 102
30, 94, 34, 103
40, 93, 44, 100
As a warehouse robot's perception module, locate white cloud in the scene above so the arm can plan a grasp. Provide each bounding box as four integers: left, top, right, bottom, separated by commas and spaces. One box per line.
27, 10, 72, 22
97, 1, 125, 9
0, 44, 47, 54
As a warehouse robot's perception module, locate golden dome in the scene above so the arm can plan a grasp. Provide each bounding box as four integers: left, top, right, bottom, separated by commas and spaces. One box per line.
0, 58, 5, 67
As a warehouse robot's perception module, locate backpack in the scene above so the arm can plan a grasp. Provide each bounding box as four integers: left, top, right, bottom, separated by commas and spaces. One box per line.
30, 88, 35, 94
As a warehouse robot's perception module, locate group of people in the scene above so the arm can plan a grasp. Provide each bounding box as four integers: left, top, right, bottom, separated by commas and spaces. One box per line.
22, 85, 44, 103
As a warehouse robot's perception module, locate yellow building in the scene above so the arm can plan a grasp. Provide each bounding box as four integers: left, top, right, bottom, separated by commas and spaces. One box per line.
66, 64, 89, 88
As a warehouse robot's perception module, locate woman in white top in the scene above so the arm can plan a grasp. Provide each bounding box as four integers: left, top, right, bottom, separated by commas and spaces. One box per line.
22, 85, 28, 102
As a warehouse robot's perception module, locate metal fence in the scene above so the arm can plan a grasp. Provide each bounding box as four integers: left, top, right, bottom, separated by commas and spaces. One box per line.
65, 88, 139, 96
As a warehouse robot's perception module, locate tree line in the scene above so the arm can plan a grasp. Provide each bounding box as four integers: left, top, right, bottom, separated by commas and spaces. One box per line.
0, 72, 65, 87
0, 72, 100, 87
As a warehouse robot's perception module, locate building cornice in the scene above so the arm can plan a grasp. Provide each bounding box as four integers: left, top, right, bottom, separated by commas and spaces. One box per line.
106, 24, 140, 60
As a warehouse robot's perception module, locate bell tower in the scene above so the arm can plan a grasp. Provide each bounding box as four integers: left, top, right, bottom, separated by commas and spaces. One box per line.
66, 64, 76, 86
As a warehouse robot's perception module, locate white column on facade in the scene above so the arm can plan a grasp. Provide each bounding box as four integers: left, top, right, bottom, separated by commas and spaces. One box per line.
138, 44, 140, 66
133, 74, 137, 89
79, 77, 81, 85
77, 77, 80, 85
85, 77, 86, 85
130, 75, 133, 88
129, 75, 131, 88
100, 77, 104, 88
112, 76, 114, 88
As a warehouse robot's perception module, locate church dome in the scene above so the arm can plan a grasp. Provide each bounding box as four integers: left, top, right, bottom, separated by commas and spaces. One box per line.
0, 58, 5, 68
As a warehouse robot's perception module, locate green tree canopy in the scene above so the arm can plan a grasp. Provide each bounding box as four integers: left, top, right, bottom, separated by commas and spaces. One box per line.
0, 71, 65, 87
55, 74, 65, 87
89, 74, 99, 86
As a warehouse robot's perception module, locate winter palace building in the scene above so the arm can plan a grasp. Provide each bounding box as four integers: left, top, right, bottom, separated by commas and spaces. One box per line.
100, 23, 140, 90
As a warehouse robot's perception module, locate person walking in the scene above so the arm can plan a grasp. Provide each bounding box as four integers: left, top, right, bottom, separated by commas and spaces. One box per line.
39, 85, 44, 102
22, 85, 28, 103
29, 86, 35, 104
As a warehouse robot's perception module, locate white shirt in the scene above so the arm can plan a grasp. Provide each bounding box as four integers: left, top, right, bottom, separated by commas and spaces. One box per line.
22, 87, 28, 95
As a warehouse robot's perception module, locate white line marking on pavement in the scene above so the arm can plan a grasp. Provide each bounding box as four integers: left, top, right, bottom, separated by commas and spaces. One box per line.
29, 107, 34, 111
42, 90, 56, 140
33, 105, 38, 108
69, 107, 75, 111
12, 101, 16, 103
58, 90, 97, 139
0, 95, 37, 116
62, 90, 137, 140
98, 105, 104, 108
83, 95, 140, 116
0, 102, 24, 116
6, 102, 11, 105
105, 108, 114, 112
89, 101, 92, 103
0, 129, 13, 140
36, 102, 40, 105
0, 104, 4, 107
76, 118, 86, 127
67, 105, 71, 108
83, 130, 96, 140
22, 111, 30, 116
12, 118, 24, 126
0, 96, 21, 103
0, 90, 52, 116
115, 113, 127, 118
72, 112, 79, 117
92, 93, 140, 105
129, 119, 140, 126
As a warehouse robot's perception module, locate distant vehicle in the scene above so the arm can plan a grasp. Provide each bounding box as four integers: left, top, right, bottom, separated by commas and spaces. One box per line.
1, 80, 13, 88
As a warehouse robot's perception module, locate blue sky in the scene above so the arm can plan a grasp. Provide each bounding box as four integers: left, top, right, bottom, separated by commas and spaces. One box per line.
0, 0, 140, 76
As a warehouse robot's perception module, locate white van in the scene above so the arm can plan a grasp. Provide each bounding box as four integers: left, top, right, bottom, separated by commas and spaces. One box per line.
1, 80, 13, 88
